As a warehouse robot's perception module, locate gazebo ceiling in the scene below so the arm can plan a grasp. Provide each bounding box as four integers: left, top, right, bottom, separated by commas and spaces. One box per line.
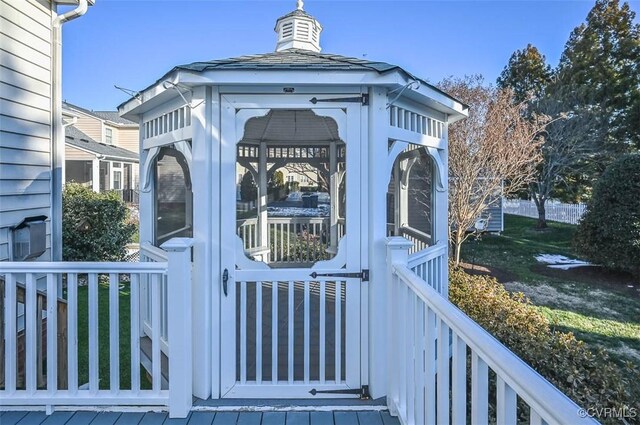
241, 109, 340, 144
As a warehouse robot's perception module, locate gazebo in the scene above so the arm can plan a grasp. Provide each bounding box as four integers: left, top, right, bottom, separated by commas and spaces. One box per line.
119, 0, 467, 402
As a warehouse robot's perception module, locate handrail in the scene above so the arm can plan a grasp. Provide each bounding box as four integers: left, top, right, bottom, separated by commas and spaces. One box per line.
407, 241, 446, 268
399, 225, 431, 243
392, 263, 597, 425
0, 261, 166, 273
140, 242, 169, 263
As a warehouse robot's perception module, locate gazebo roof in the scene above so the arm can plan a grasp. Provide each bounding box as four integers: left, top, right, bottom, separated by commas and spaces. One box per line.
174, 49, 402, 74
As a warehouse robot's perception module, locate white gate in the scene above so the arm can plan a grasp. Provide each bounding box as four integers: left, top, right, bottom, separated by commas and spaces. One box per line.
219, 95, 364, 398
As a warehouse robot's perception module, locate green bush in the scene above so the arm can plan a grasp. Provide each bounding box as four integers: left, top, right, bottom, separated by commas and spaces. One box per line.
240, 172, 257, 202
574, 154, 640, 277
62, 183, 136, 261
449, 267, 640, 422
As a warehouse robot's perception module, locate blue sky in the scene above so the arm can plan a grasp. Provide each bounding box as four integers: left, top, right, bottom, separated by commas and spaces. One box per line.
62, 0, 640, 110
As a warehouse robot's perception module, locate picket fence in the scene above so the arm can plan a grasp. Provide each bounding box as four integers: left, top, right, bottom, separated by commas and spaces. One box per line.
503, 199, 587, 225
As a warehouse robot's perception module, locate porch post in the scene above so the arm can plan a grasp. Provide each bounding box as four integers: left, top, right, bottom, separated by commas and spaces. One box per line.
258, 141, 268, 260
92, 159, 100, 192
385, 237, 413, 415
367, 86, 390, 399
329, 141, 338, 250
161, 237, 194, 418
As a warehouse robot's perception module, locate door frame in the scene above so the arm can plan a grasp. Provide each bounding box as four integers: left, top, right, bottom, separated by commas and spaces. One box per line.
218, 94, 365, 398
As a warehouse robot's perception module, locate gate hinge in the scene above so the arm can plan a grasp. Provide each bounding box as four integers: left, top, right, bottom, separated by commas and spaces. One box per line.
309, 269, 369, 282
309, 385, 371, 399
309, 94, 369, 106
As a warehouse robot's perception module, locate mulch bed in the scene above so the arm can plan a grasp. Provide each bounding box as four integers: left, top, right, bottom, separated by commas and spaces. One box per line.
459, 262, 518, 284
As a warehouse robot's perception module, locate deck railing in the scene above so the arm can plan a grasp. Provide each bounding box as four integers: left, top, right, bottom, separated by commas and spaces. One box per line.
0, 238, 193, 418
407, 241, 447, 296
386, 237, 598, 425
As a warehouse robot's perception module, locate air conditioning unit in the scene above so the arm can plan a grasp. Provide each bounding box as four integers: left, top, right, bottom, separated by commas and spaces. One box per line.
11, 216, 48, 261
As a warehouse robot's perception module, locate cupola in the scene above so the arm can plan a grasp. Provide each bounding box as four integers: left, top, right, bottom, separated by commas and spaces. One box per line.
274, 0, 322, 52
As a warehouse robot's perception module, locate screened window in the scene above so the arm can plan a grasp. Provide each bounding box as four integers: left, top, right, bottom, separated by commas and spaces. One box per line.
154, 145, 193, 245
387, 146, 435, 252
105, 127, 113, 144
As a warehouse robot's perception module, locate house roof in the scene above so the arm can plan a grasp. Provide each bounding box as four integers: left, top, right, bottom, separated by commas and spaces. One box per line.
65, 126, 139, 162
91, 111, 137, 126
63, 101, 137, 127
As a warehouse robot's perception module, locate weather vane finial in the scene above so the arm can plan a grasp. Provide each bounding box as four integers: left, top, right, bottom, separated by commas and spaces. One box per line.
296, 0, 304, 10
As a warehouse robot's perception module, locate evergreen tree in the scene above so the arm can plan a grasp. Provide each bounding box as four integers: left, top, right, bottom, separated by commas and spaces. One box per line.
556, 0, 640, 154
497, 44, 552, 102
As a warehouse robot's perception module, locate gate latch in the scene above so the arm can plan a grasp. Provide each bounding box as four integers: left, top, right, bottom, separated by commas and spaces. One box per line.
222, 268, 229, 297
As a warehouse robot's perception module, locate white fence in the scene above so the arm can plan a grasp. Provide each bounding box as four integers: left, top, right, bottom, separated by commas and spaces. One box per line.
0, 238, 194, 418
503, 199, 587, 225
386, 237, 597, 425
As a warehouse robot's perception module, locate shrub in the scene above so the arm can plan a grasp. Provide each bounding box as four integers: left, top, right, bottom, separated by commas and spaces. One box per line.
240, 172, 257, 202
449, 267, 640, 422
62, 183, 136, 261
574, 154, 640, 277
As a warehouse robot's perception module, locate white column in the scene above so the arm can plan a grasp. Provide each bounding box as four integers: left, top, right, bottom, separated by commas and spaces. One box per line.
385, 237, 413, 414
92, 159, 100, 192
329, 141, 338, 249
258, 141, 268, 257
190, 85, 214, 399
436, 118, 449, 297
367, 86, 390, 398
161, 237, 195, 418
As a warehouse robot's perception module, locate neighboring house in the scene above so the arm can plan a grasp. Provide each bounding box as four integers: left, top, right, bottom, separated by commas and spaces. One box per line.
0, 0, 91, 262
62, 102, 140, 200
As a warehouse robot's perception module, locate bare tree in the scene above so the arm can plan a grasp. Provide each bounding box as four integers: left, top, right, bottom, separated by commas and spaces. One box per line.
438, 76, 548, 266
283, 162, 329, 191
529, 86, 598, 228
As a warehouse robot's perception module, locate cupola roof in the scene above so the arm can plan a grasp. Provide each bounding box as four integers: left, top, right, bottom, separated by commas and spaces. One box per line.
274, 1, 322, 53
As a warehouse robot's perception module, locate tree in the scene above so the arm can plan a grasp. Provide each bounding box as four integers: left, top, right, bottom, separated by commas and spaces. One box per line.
62, 183, 136, 261
556, 0, 640, 156
574, 154, 640, 278
240, 171, 257, 202
497, 44, 552, 103
439, 76, 547, 265
526, 88, 599, 228
498, 44, 598, 228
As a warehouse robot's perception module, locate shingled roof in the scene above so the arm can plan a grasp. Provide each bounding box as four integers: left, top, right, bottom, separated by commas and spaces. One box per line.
64, 102, 137, 126
66, 126, 138, 161
174, 49, 407, 74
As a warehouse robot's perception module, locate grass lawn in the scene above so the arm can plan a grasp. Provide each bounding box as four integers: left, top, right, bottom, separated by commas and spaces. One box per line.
70, 281, 150, 390
460, 214, 640, 368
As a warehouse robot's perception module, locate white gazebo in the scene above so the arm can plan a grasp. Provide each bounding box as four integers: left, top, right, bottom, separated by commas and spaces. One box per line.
118, 1, 467, 401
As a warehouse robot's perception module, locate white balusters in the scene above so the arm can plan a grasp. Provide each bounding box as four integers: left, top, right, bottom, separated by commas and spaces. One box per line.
0, 247, 190, 417
386, 237, 597, 425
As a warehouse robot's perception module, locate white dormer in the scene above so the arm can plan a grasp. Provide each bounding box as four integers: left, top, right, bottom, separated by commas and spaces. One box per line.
274, 0, 322, 52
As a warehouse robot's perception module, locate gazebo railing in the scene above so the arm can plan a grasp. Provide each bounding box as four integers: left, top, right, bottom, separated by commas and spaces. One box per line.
237, 217, 342, 265
407, 241, 447, 296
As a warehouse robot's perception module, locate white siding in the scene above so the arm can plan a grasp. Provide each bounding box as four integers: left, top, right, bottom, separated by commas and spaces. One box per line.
0, 0, 53, 261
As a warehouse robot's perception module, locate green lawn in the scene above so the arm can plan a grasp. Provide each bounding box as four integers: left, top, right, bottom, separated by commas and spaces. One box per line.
70, 281, 150, 390
460, 214, 640, 367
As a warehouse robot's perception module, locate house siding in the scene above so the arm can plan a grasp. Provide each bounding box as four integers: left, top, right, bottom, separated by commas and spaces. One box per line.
0, 0, 53, 261
480, 195, 503, 233
117, 127, 139, 153
74, 113, 102, 141
65, 145, 95, 160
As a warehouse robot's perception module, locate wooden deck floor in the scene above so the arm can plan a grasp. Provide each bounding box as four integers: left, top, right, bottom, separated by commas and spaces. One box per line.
0, 410, 399, 425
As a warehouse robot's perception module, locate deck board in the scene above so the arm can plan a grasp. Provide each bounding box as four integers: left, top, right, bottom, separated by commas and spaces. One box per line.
0, 410, 400, 425
260, 412, 286, 425
41, 412, 75, 424
17, 411, 48, 424
333, 412, 357, 425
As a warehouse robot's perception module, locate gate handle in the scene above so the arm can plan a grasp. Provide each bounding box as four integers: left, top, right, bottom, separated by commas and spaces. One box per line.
222, 268, 229, 297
